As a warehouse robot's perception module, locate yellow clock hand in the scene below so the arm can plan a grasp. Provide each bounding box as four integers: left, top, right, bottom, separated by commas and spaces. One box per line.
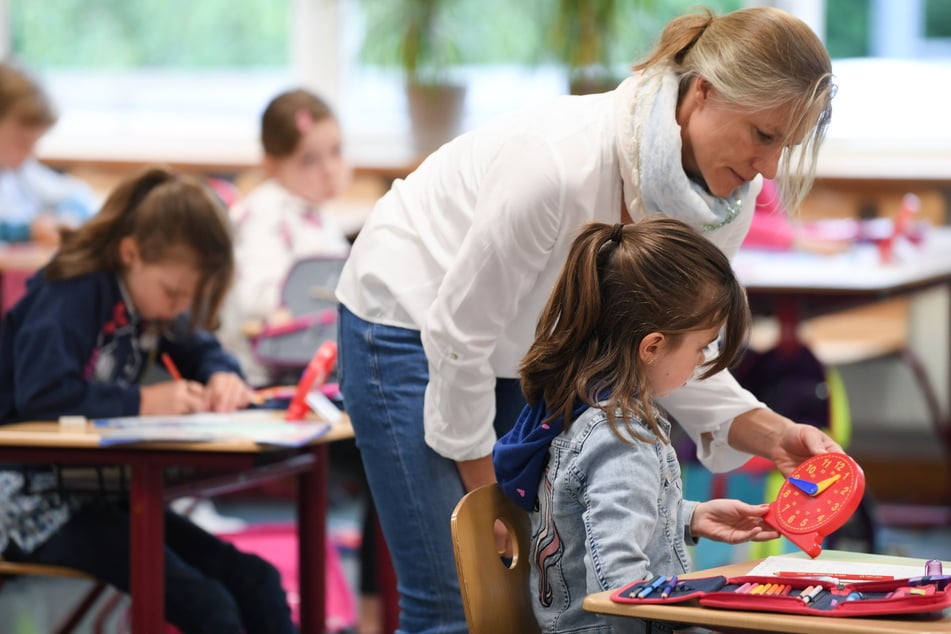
812, 473, 842, 495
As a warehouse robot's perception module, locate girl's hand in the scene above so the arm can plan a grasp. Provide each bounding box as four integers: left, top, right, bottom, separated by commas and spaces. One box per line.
139, 380, 207, 416
205, 372, 253, 412
691, 500, 781, 544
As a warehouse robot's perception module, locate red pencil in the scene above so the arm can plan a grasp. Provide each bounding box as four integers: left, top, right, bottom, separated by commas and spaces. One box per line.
776, 571, 894, 581
161, 353, 183, 381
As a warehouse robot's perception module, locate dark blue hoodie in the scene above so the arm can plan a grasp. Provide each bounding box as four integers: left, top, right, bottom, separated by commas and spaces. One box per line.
493, 399, 589, 512
0, 269, 241, 423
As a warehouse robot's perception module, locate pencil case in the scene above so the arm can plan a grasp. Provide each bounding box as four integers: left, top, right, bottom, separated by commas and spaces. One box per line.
611, 574, 951, 617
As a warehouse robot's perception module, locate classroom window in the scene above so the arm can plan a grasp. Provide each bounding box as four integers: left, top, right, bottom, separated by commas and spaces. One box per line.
0, 0, 946, 177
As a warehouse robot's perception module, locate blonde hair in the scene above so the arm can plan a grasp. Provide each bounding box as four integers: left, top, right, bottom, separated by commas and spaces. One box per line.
260, 89, 335, 158
0, 61, 56, 128
45, 167, 234, 330
520, 218, 750, 444
636, 7, 834, 212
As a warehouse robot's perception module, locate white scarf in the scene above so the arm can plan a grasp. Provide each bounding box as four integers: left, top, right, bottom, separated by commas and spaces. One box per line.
614, 67, 747, 232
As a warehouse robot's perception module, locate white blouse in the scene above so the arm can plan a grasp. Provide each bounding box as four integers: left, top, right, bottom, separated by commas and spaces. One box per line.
336, 88, 764, 469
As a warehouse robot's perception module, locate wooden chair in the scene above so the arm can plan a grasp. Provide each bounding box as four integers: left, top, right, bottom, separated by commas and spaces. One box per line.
0, 558, 110, 633
450, 483, 540, 634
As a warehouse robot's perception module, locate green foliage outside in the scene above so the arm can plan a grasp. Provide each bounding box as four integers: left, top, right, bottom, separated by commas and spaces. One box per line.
825, 0, 869, 58
925, 0, 951, 38
11, 0, 744, 72
10, 0, 289, 69
358, 0, 741, 72
16, 0, 945, 73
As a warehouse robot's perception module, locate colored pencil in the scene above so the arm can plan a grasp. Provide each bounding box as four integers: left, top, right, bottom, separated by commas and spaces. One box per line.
777, 571, 893, 581
161, 353, 183, 381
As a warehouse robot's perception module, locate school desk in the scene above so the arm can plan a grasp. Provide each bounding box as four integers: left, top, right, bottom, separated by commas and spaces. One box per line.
0, 414, 354, 634
733, 225, 951, 510
0, 242, 54, 315
583, 552, 951, 633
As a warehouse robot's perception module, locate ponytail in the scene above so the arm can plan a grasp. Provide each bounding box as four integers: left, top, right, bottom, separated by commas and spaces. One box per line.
635, 9, 713, 72
46, 167, 176, 281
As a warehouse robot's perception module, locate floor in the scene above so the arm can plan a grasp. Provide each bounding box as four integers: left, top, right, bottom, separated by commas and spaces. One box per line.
1, 472, 948, 633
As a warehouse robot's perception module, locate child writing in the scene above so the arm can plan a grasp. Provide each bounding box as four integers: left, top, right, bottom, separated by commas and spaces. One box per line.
218, 88, 350, 388
0, 61, 97, 245
0, 167, 295, 633
494, 218, 782, 633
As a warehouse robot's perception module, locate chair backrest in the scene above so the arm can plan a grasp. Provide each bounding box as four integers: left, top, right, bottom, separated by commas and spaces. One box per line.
252, 256, 347, 369
450, 483, 540, 634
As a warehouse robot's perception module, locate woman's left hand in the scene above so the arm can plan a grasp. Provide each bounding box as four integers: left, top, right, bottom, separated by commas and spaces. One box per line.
771, 423, 843, 477
205, 372, 253, 412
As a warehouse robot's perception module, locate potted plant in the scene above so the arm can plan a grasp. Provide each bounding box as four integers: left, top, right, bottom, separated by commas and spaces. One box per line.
360, 0, 467, 155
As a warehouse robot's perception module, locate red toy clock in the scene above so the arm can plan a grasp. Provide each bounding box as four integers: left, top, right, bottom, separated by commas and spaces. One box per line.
763, 452, 865, 558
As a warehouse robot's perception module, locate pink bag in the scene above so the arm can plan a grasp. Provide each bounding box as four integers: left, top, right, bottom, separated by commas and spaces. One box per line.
215, 522, 357, 631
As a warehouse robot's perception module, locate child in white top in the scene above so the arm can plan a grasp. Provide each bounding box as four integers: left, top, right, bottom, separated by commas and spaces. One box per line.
219, 89, 351, 387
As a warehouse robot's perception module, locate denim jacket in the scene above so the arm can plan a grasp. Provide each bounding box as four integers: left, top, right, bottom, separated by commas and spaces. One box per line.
530, 405, 699, 634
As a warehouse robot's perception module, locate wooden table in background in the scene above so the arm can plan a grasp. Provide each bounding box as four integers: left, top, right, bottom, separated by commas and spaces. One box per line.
0, 415, 354, 634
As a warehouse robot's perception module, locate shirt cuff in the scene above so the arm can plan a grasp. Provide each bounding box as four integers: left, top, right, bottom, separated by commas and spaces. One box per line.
683, 499, 700, 545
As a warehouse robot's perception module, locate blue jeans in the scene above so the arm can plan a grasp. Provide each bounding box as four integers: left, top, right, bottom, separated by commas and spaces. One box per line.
7, 500, 295, 634
338, 305, 525, 634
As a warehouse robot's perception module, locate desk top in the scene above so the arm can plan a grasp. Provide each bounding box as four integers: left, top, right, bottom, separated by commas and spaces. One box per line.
0, 412, 353, 453
734, 226, 951, 295
584, 553, 951, 634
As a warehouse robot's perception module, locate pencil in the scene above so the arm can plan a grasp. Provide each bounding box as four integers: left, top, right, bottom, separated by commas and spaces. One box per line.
161, 353, 183, 381
777, 571, 894, 581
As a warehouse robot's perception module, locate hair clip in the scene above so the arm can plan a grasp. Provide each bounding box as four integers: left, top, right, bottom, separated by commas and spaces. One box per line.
295, 108, 314, 134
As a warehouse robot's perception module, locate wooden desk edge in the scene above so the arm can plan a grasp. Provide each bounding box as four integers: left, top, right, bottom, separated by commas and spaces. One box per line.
584, 559, 951, 634
0, 413, 353, 451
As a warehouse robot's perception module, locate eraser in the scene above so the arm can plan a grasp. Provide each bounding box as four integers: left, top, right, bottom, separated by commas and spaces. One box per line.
58, 415, 88, 430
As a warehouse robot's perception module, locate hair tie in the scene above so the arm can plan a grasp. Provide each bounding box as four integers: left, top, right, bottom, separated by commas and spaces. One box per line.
610, 223, 625, 244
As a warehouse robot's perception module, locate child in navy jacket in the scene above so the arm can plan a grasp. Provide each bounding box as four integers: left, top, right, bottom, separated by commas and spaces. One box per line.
0, 167, 296, 634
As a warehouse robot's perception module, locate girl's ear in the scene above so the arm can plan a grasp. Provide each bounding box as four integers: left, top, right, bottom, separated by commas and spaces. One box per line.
639, 332, 666, 365
118, 236, 139, 267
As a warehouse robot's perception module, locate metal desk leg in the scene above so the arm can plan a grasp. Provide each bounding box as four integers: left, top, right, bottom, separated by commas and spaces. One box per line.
299, 444, 328, 633
130, 459, 166, 633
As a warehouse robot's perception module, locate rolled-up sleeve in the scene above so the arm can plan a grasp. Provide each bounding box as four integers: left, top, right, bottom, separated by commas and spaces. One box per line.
422, 136, 565, 461
658, 347, 767, 473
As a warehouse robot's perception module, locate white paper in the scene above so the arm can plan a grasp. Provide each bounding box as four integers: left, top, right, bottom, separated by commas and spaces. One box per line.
747, 552, 937, 581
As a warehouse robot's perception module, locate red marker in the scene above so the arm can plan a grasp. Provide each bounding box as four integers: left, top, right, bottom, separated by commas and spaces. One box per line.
161, 353, 183, 381
285, 341, 338, 420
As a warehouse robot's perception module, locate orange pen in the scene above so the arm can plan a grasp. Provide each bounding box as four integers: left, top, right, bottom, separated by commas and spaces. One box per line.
161, 353, 183, 381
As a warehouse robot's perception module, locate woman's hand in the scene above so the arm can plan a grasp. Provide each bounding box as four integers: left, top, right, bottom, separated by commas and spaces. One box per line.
729, 409, 843, 477
691, 500, 781, 544
139, 380, 207, 415
771, 423, 843, 477
205, 372, 253, 412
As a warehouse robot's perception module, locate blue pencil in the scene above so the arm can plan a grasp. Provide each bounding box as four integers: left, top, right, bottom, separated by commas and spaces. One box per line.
636, 575, 668, 598
659, 576, 679, 599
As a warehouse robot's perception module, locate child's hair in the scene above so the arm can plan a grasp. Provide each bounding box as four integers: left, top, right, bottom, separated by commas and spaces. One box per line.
260, 88, 335, 158
0, 61, 57, 128
44, 166, 235, 330
520, 218, 750, 443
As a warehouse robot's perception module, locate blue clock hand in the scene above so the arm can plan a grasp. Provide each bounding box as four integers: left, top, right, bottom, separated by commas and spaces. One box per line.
789, 477, 818, 495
